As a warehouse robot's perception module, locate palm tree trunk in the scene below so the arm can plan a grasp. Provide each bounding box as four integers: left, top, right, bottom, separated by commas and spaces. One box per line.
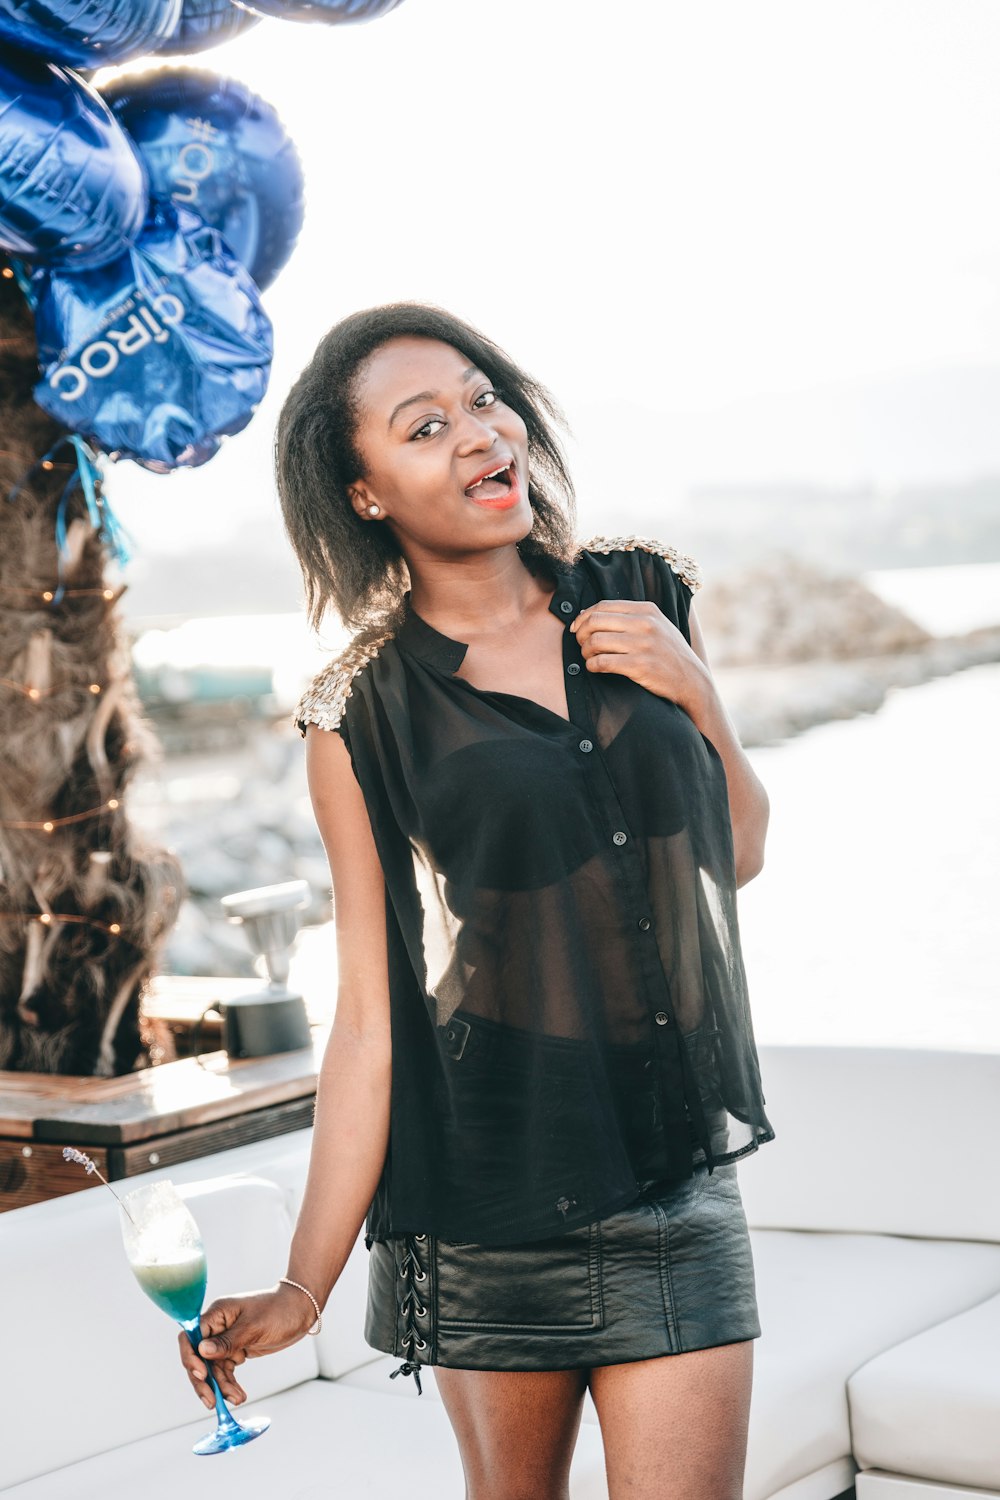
0, 255, 186, 1075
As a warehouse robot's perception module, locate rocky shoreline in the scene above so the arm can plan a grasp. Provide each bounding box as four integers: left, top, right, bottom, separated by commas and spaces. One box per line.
715, 622, 1000, 746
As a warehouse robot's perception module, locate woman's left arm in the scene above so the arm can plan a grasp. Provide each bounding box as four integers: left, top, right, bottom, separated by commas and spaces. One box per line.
571, 595, 769, 887
683, 602, 769, 887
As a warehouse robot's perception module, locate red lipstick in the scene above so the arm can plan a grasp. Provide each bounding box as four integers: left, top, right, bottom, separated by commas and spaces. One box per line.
464, 459, 522, 510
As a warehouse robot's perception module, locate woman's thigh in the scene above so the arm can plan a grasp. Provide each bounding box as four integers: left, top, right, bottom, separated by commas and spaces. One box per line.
588, 1338, 755, 1500
434, 1364, 590, 1500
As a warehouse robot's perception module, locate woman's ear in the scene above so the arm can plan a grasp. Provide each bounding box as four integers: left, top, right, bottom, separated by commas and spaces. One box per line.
348, 484, 374, 520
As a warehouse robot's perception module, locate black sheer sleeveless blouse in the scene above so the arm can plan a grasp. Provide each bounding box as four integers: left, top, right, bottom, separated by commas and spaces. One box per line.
293, 536, 775, 1247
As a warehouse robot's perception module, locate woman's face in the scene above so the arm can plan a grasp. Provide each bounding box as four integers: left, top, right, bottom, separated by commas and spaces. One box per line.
347, 336, 531, 559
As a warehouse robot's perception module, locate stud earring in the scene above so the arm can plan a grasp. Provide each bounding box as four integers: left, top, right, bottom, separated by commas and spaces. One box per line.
368, 504, 380, 515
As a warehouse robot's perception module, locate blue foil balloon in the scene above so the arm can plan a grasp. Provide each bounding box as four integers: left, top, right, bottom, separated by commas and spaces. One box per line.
26, 201, 273, 473
101, 68, 304, 292
233, 0, 404, 23
0, 52, 147, 271
0, 0, 183, 68
155, 0, 262, 56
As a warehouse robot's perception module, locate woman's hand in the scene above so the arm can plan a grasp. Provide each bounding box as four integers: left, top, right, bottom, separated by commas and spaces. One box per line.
570, 600, 708, 713
177, 1282, 318, 1410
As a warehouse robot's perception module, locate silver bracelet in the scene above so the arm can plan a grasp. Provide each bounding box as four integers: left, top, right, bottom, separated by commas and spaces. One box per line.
278, 1276, 322, 1335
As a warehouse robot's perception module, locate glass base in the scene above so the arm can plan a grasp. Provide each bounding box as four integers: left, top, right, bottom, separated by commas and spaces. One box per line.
193, 1413, 271, 1454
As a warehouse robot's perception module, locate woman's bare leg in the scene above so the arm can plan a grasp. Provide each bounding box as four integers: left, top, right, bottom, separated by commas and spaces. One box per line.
587, 1339, 755, 1500
434, 1365, 590, 1500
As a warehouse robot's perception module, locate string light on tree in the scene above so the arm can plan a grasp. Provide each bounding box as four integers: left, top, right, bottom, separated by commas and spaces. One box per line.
0, 675, 105, 700
0, 796, 120, 831
0, 584, 121, 602
0, 910, 129, 938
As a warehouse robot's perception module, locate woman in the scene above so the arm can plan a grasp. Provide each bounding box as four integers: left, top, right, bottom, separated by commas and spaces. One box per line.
177, 302, 776, 1500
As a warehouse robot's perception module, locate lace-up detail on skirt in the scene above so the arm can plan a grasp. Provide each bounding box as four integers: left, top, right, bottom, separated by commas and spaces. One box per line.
388, 1233, 430, 1394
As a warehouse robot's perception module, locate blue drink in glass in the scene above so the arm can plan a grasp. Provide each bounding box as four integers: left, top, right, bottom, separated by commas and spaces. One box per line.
120, 1181, 271, 1454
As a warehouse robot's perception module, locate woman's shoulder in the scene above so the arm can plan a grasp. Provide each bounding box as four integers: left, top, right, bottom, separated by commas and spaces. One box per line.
291, 617, 399, 738
577, 533, 703, 593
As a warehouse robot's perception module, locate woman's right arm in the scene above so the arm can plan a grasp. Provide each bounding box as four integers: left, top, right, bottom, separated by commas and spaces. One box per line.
282, 722, 393, 1309
178, 722, 392, 1409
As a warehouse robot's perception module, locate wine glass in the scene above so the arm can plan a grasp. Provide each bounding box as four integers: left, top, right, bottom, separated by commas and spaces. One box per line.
118, 1179, 271, 1455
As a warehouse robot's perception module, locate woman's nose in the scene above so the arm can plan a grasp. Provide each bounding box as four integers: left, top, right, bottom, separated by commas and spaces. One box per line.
454, 409, 500, 449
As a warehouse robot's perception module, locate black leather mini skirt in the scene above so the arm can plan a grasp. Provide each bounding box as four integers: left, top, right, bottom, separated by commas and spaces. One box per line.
363, 1147, 761, 1394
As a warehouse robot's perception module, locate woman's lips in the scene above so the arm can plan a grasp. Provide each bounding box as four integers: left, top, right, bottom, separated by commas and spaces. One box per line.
465, 463, 522, 509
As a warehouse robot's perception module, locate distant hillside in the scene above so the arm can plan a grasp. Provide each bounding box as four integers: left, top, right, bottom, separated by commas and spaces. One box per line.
681, 474, 1000, 573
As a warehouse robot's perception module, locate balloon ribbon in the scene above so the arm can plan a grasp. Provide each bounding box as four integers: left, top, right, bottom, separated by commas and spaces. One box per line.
5, 434, 135, 606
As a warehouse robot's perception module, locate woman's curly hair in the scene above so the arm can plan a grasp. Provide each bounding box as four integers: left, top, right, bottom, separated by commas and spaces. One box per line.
274, 301, 578, 636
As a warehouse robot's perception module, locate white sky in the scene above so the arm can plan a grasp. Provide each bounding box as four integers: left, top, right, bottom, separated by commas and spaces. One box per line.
94, 0, 1000, 555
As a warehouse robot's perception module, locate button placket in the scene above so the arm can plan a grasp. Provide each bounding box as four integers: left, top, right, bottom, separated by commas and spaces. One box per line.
571, 717, 691, 1143
559, 597, 592, 728
554, 576, 691, 1167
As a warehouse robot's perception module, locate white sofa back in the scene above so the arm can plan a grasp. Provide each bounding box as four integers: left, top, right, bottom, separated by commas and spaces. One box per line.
742, 1045, 1000, 1242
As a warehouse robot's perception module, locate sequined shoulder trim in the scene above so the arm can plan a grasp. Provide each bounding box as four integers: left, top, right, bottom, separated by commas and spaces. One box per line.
578, 534, 703, 593
292, 622, 398, 738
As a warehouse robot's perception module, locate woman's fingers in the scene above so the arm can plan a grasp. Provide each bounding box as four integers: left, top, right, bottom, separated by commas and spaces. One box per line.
178, 1328, 216, 1406
196, 1299, 245, 1359
211, 1354, 246, 1404
177, 1330, 246, 1408
177, 1285, 315, 1409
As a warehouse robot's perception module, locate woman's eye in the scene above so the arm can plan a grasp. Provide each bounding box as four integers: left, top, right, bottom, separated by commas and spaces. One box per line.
410, 390, 500, 439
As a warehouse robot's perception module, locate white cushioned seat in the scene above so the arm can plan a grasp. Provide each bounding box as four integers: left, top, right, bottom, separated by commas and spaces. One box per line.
0, 1174, 318, 1491
2, 1371, 610, 1500
0, 1381, 465, 1500
740, 1227, 1000, 1500
848, 1288, 1000, 1491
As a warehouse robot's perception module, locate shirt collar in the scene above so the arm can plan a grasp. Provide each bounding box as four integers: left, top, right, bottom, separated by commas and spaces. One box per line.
396, 555, 585, 675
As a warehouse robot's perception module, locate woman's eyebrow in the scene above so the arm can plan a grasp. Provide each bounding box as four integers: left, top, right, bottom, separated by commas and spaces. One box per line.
388, 365, 480, 429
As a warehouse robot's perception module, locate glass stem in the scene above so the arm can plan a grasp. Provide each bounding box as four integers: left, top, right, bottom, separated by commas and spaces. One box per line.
182, 1321, 241, 1431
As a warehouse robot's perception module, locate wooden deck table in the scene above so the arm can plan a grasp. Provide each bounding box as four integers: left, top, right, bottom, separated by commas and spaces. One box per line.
0, 976, 329, 1213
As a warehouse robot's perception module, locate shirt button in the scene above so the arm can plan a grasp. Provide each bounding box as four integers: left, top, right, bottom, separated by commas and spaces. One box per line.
612, 831, 627, 845
638, 916, 651, 930
579, 739, 593, 753
654, 1011, 670, 1026
559, 599, 574, 614
567, 662, 581, 676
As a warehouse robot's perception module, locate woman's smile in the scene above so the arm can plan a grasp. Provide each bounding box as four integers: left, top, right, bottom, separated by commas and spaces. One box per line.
464, 457, 522, 510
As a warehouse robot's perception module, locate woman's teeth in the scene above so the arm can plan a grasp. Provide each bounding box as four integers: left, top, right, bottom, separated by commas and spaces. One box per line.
465, 464, 511, 494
